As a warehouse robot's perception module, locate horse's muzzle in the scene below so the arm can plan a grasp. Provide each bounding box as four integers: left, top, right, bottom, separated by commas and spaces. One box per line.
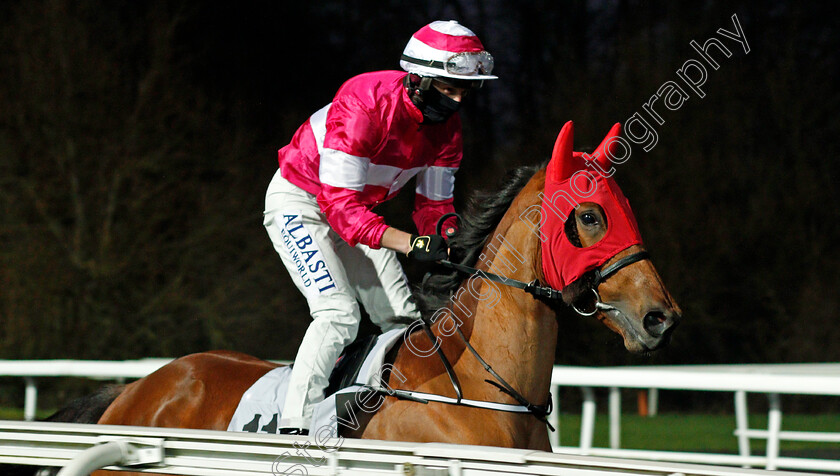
643, 309, 678, 337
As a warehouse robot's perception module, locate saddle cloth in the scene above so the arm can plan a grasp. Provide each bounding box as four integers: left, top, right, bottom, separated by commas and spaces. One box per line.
226, 327, 405, 435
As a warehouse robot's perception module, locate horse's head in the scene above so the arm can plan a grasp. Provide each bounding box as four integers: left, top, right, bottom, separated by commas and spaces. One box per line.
536, 121, 681, 352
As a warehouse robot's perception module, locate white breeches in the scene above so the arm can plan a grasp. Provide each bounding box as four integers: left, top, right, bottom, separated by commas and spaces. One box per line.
263, 170, 419, 428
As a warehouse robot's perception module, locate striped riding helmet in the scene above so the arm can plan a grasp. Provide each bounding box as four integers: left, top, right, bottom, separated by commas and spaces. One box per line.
400, 21, 498, 81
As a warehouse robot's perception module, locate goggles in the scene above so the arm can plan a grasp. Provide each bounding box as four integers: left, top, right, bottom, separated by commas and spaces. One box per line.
444, 51, 494, 76
401, 50, 495, 77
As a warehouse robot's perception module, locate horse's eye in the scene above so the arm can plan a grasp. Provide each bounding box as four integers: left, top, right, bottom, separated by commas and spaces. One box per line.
580, 212, 599, 226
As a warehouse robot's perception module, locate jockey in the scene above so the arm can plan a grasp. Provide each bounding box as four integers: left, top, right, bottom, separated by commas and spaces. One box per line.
263, 20, 497, 434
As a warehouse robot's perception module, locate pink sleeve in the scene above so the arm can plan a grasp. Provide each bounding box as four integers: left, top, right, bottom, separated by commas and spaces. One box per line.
316, 97, 388, 248
412, 124, 462, 236
317, 186, 389, 248
322, 97, 380, 157
413, 195, 457, 236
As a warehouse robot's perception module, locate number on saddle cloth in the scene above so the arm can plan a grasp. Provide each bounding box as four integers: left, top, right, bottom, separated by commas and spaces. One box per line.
324, 334, 379, 396
231, 334, 381, 434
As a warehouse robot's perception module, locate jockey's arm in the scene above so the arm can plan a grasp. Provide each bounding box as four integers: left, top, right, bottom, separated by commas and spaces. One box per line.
382, 225, 449, 262
380, 227, 412, 255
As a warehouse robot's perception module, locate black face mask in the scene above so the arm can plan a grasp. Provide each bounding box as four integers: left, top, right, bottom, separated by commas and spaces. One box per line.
419, 86, 461, 124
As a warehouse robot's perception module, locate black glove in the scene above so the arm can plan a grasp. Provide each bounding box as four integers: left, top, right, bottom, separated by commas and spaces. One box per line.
407, 234, 448, 262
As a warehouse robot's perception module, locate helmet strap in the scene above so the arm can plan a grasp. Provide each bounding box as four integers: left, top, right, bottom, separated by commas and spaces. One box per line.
404, 73, 433, 107
406, 73, 432, 91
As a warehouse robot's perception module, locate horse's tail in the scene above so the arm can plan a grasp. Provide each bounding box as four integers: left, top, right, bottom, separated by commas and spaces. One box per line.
0, 384, 125, 476
43, 383, 125, 424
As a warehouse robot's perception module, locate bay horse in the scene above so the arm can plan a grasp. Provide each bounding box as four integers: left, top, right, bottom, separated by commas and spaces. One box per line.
38, 121, 680, 470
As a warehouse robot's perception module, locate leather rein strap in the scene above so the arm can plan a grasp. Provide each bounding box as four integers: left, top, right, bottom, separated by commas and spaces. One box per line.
435, 210, 651, 305
439, 250, 650, 308
439, 259, 564, 301
427, 251, 648, 430
390, 214, 650, 429
412, 315, 554, 431
454, 325, 554, 430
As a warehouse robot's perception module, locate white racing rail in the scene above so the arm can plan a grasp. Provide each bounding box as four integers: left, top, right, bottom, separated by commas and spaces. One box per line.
0, 358, 174, 421
1, 361, 838, 472
550, 364, 840, 473
0, 421, 819, 476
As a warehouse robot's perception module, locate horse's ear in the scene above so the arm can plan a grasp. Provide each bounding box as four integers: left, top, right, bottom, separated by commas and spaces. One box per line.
591, 122, 622, 169
546, 121, 575, 182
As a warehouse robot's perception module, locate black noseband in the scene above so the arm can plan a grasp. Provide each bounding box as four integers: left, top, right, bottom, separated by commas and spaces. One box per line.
592, 251, 651, 287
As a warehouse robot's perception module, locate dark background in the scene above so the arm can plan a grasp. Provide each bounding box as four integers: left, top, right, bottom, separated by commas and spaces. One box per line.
1, 0, 838, 390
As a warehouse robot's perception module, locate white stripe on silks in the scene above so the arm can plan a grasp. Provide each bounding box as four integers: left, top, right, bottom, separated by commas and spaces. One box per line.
319, 148, 370, 191
416, 166, 456, 200
312, 105, 423, 193
403, 36, 459, 61
367, 163, 402, 188
323, 161, 426, 193
309, 103, 331, 154
370, 164, 425, 192
388, 167, 424, 195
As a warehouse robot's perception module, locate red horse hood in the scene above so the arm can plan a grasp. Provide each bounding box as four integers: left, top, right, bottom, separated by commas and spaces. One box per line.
540, 121, 644, 291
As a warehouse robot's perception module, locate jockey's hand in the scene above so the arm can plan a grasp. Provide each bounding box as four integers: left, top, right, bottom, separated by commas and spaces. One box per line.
407, 234, 448, 262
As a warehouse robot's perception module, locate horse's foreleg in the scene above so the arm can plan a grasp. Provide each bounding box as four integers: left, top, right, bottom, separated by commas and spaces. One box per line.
529, 424, 552, 451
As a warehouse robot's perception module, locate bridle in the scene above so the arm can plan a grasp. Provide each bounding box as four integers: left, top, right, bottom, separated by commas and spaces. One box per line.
568, 250, 651, 315
398, 214, 650, 429
434, 213, 651, 318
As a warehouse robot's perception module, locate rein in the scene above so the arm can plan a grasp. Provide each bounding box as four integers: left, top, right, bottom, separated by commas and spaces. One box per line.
433, 212, 650, 314
438, 259, 563, 301
425, 251, 648, 429
382, 316, 555, 431
439, 251, 651, 315
387, 214, 650, 429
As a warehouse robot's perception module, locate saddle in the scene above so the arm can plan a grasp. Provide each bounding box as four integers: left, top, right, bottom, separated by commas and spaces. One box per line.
227, 328, 406, 435
325, 333, 379, 396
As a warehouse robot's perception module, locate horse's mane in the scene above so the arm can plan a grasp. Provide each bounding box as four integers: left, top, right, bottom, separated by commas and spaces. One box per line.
414, 162, 544, 314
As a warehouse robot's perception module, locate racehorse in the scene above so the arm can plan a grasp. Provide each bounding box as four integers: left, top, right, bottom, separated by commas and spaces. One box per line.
33, 121, 680, 471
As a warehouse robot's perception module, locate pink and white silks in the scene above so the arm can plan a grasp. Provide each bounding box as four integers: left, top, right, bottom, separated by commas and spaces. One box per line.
263, 70, 462, 430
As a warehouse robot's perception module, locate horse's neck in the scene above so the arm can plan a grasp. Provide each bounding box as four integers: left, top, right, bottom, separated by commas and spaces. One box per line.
454, 227, 558, 403
391, 172, 556, 404
436, 177, 557, 403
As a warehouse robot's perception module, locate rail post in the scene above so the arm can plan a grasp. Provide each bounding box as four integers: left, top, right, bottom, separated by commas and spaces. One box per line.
23, 377, 37, 421
609, 387, 621, 449
766, 393, 782, 470
735, 390, 751, 467
580, 387, 596, 453
549, 384, 561, 449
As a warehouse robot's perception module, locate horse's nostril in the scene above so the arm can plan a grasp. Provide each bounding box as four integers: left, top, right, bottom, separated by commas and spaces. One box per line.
643, 311, 670, 337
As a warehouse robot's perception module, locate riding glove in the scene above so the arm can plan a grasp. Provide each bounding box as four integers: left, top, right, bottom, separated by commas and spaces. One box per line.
407, 234, 448, 262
